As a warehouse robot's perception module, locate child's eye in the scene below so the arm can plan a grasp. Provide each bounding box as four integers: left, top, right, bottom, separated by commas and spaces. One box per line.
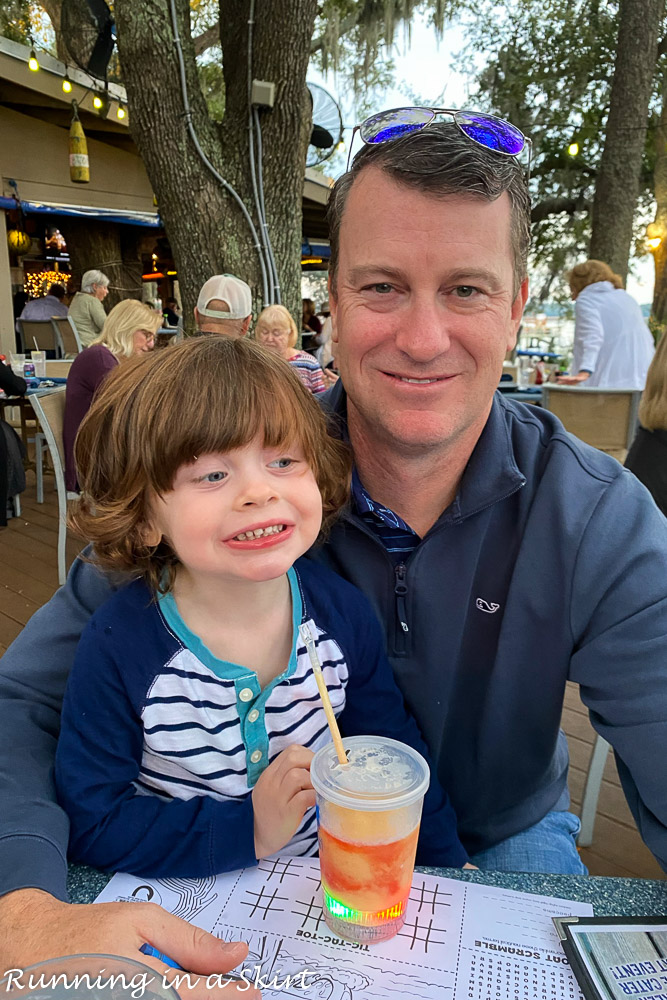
269, 458, 296, 469
200, 471, 227, 483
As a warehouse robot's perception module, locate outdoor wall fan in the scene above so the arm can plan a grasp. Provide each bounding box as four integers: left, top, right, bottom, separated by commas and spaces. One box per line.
61, 0, 116, 80
306, 82, 344, 167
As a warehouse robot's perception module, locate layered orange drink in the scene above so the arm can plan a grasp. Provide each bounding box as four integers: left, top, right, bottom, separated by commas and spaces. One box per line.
310, 736, 429, 943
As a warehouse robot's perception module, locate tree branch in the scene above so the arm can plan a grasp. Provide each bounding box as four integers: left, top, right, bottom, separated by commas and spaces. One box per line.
658, 34, 667, 57
310, 12, 361, 54
531, 196, 590, 223
193, 22, 221, 56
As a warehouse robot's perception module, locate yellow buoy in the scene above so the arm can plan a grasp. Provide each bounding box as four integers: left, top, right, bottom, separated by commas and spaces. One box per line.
69, 101, 90, 183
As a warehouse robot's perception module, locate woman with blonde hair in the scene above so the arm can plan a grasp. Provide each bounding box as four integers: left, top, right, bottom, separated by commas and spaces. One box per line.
63, 299, 161, 490
254, 304, 329, 393
558, 259, 654, 388
625, 333, 667, 515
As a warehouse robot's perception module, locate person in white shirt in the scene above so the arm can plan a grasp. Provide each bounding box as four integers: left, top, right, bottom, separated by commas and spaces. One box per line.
558, 259, 654, 389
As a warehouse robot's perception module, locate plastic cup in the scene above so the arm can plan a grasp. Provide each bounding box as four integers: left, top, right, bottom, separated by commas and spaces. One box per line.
9, 353, 25, 376
310, 735, 429, 943
31, 350, 46, 377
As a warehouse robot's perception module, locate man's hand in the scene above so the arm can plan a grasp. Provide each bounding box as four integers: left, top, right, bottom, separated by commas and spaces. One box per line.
0, 889, 259, 997
556, 371, 591, 384
321, 368, 339, 387
252, 745, 316, 859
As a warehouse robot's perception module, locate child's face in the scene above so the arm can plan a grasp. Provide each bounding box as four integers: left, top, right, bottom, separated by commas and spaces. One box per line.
147, 435, 323, 586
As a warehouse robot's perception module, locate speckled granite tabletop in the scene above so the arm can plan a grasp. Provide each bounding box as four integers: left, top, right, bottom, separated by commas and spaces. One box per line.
68, 863, 667, 916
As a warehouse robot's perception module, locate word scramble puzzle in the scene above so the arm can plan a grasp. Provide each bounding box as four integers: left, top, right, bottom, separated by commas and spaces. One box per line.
97, 858, 592, 999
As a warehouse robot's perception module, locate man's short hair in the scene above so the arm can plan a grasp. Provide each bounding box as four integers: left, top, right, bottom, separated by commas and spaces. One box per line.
327, 122, 531, 297
196, 274, 252, 320
47, 283, 66, 300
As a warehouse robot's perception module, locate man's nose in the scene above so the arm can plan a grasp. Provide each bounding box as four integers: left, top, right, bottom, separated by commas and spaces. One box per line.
393, 298, 452, 361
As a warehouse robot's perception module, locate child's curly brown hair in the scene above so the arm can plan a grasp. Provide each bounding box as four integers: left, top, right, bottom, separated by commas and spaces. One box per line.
71, 335, 350, 593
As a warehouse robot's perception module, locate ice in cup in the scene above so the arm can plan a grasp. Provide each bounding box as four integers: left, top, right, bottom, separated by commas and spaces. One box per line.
310, 735, 429, 943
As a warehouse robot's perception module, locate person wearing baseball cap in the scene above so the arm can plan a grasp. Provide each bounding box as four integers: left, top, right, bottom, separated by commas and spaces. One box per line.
194, 274, 253, 338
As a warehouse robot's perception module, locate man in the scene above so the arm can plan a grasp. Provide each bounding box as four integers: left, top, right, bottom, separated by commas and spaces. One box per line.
1, 115, 667, 975
163, 296, 181, 327
16, 282, 68, 331
194, 274, 252, 338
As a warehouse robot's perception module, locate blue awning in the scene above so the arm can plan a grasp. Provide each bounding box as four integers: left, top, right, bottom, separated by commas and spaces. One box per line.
302, 240, 330, 259
1, 196, 161, 228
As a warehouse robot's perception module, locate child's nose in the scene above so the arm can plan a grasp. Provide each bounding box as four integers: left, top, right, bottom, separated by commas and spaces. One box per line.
237, 476, 279, 506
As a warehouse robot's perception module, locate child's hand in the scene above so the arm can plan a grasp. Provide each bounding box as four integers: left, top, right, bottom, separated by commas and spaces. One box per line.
251, 744, 316, 859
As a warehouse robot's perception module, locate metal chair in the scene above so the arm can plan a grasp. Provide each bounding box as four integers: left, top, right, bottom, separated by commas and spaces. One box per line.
541, 385, 641, 463
29, 389, 79, 585
51, 316, 83, 357
577, 735, 611, 847
17, 319, 62, 357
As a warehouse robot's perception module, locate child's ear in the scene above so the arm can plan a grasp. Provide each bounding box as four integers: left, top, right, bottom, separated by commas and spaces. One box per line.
142, 522, 162, 548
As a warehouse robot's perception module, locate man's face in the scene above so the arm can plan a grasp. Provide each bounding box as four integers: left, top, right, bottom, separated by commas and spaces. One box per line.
330, 167, 528, 456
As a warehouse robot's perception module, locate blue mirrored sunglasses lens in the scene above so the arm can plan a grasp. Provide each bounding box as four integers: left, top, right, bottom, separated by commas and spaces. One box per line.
456, 113, 524, 155
360, 107, 434, 144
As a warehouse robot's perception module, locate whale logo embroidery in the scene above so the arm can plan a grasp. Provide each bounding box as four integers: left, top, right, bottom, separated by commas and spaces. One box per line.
476, 598, 500, 614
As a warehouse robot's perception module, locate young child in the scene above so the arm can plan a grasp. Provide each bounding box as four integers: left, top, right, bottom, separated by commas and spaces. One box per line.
55, 336, 468, 876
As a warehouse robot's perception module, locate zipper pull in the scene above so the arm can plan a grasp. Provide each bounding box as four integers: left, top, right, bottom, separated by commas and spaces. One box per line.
394, 563, 409, 634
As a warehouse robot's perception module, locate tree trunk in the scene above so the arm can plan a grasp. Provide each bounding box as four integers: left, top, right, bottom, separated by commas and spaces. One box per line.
589, 0, 664, 283
114, 0, 317, 334
64, 218, 143, 308
651, 75, 667, 326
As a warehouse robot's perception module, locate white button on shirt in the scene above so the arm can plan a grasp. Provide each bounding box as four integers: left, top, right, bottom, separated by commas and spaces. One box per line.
239, 688, 254, 702
247, 709, 259, 723
250, 750, 262, 763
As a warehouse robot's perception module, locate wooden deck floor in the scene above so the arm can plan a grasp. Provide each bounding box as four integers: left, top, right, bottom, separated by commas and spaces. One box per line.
1, 470, 664, 880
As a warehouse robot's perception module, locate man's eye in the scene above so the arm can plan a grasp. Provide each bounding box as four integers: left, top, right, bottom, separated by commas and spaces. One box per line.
455, 286, 477, 298
367, 283, 393, 294
202, 471, 226, 483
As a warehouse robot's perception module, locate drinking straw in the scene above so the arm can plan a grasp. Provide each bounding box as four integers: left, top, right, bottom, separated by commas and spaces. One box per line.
299, 623, 348, 765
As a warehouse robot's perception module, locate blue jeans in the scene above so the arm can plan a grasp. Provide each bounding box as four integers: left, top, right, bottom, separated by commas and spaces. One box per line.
470, 811, 588, 875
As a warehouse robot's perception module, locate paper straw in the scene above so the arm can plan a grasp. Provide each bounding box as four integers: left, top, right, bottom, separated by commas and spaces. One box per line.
299, 623, 348, 765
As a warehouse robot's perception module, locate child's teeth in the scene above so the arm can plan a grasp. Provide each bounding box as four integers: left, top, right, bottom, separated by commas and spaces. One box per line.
235, 525, 284, 540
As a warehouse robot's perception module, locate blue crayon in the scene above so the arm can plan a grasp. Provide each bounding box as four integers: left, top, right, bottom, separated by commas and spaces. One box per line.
140, 943, 183, 970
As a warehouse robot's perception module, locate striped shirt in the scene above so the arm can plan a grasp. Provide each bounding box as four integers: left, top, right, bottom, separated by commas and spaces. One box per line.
288, 349, 327, 393
352, 468, 420, 564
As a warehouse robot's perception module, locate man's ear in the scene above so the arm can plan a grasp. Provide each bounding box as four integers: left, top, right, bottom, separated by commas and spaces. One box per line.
508, 277, 529, 351
242, 315, 252, 337
194, 307, 201, 328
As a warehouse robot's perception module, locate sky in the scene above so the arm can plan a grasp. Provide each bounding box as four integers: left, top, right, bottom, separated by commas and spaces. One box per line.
307, 14, 655, 305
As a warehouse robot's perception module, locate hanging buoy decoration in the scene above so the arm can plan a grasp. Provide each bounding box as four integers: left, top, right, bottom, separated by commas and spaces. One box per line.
69, 100, 90, 184
6, 228, 32, 256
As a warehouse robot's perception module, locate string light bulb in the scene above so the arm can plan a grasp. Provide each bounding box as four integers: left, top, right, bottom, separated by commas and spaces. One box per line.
116, 102, 126, 119
567, 142, 579, 157
92, 93, 103, 109
28, 48, 39, 71
62, 73, 73, 93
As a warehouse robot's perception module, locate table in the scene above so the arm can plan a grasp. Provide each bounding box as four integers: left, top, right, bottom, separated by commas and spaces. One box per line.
68, 863, 667, 917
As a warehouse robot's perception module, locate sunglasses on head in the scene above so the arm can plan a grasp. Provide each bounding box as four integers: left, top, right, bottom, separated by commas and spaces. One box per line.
347, 106, 532, 173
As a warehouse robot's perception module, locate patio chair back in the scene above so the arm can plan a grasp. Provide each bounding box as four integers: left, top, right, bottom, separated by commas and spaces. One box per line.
18, 319, 61, 356
51, 316, 83, 356
541, 385, 641, 462
29, 388, 79, 584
